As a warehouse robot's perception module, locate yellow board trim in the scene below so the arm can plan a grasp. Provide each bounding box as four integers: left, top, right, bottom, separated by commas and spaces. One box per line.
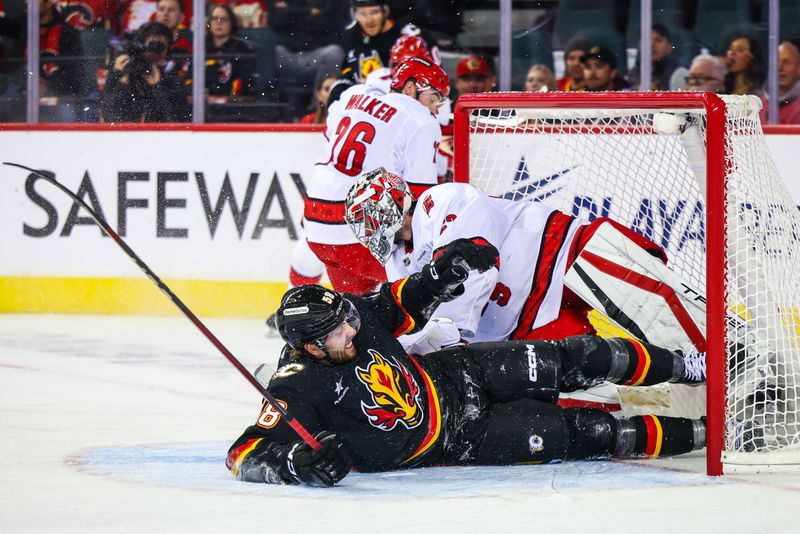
0, 276, 289, 318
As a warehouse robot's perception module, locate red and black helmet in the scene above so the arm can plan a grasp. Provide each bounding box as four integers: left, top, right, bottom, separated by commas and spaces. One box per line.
391, 56, 450, 98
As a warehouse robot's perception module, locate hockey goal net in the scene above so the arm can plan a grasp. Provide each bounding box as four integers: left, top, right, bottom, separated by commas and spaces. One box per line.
453, 92, 800, 475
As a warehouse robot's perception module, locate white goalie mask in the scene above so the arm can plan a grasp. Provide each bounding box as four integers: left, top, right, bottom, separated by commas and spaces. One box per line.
345, 167, 413, 265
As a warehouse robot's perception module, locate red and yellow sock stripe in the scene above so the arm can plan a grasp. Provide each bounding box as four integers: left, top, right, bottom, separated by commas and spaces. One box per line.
625, 339, 652, 386
641, 415, 664, 458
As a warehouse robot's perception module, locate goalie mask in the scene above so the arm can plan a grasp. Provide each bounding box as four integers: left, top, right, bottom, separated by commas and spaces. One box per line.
345, 167, 413, 265
277, 285, 361, 351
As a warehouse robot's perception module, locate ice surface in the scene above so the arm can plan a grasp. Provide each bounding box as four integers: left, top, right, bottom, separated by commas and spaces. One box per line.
2, 314, 800, 533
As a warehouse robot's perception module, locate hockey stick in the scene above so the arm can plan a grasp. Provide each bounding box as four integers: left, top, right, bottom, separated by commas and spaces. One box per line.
4, 162, 321, 451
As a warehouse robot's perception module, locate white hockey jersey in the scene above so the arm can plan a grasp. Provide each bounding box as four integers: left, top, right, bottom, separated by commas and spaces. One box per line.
304, 84, 442, 245
386, 183, 587, 342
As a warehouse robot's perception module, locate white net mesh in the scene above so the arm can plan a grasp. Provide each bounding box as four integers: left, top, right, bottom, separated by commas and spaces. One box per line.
462, 93, 800, 468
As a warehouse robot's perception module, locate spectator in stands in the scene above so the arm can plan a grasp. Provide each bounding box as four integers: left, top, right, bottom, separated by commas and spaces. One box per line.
627, 24, 688, 91
155, 0, 190, 53
724, 35, 765, 96
454, 55, 494, 97
760, 39, 800, 125
269, 0, 348, 119
154, 0, 192, 85
206, 3, 256, 97
683, 54, 726, 93
40, 0, 83, 121
299, 74, 337, 124
341, 0, 439, 84
557, 37, 591, 91
524, 64, 555, 93
103, 22, 190, 122
581, 45, 630, 92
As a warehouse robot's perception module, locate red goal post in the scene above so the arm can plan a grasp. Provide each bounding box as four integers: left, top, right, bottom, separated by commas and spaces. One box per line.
453, 92, 800, 476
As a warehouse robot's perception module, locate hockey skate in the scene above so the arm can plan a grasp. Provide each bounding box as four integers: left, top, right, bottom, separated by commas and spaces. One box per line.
672, 349, 706, 385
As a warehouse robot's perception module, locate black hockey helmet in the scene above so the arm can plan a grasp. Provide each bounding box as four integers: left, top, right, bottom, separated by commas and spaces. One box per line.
276, 285, 360, 349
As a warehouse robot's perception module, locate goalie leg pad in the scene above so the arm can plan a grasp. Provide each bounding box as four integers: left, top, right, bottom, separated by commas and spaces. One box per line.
564, 220, 707, 353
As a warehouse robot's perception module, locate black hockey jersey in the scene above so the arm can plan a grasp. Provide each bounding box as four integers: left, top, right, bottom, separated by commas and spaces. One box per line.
340, 22, 438, 83
227, 273, 451, 480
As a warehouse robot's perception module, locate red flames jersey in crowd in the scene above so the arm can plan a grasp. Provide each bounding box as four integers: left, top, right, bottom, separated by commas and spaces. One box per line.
385, 183, 587, 342
303, 83, 441, 247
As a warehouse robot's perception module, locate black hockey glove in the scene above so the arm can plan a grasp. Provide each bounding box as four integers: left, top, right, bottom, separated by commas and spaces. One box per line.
282, 431, 352, 487
422, 237, 500, 301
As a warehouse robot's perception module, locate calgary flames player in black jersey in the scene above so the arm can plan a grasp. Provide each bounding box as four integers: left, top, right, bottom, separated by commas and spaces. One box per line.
227, 239, 708, 487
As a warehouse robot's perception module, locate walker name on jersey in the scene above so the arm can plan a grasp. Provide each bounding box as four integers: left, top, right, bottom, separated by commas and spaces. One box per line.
20, 169, 303, 240
343, 93, 398, 123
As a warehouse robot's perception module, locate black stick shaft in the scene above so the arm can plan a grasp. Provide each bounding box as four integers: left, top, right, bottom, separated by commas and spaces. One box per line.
4, 162, 320, 451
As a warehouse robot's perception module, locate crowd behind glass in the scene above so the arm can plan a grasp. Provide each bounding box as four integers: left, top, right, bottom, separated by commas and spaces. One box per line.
0, 0, 798, 124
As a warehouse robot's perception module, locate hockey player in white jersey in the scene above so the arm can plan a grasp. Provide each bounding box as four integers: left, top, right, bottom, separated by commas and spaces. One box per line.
304, 57, 449, 294
345, 169, 710, 365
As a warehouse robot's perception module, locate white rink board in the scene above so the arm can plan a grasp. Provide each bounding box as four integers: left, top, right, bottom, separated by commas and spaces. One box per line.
0, 130, 327, 281
0, 129, 797, 283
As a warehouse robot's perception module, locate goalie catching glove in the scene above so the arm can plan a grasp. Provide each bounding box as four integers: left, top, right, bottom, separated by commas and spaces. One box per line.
283, 431, 352, 487
421, 237, 499, 301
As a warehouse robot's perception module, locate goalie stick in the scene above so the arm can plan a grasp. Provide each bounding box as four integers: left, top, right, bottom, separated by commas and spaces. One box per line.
4, 162, 321, 452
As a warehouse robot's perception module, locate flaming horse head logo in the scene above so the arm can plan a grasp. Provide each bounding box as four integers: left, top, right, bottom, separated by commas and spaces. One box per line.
359, 52, 383, 80
356, 349, 423, 431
